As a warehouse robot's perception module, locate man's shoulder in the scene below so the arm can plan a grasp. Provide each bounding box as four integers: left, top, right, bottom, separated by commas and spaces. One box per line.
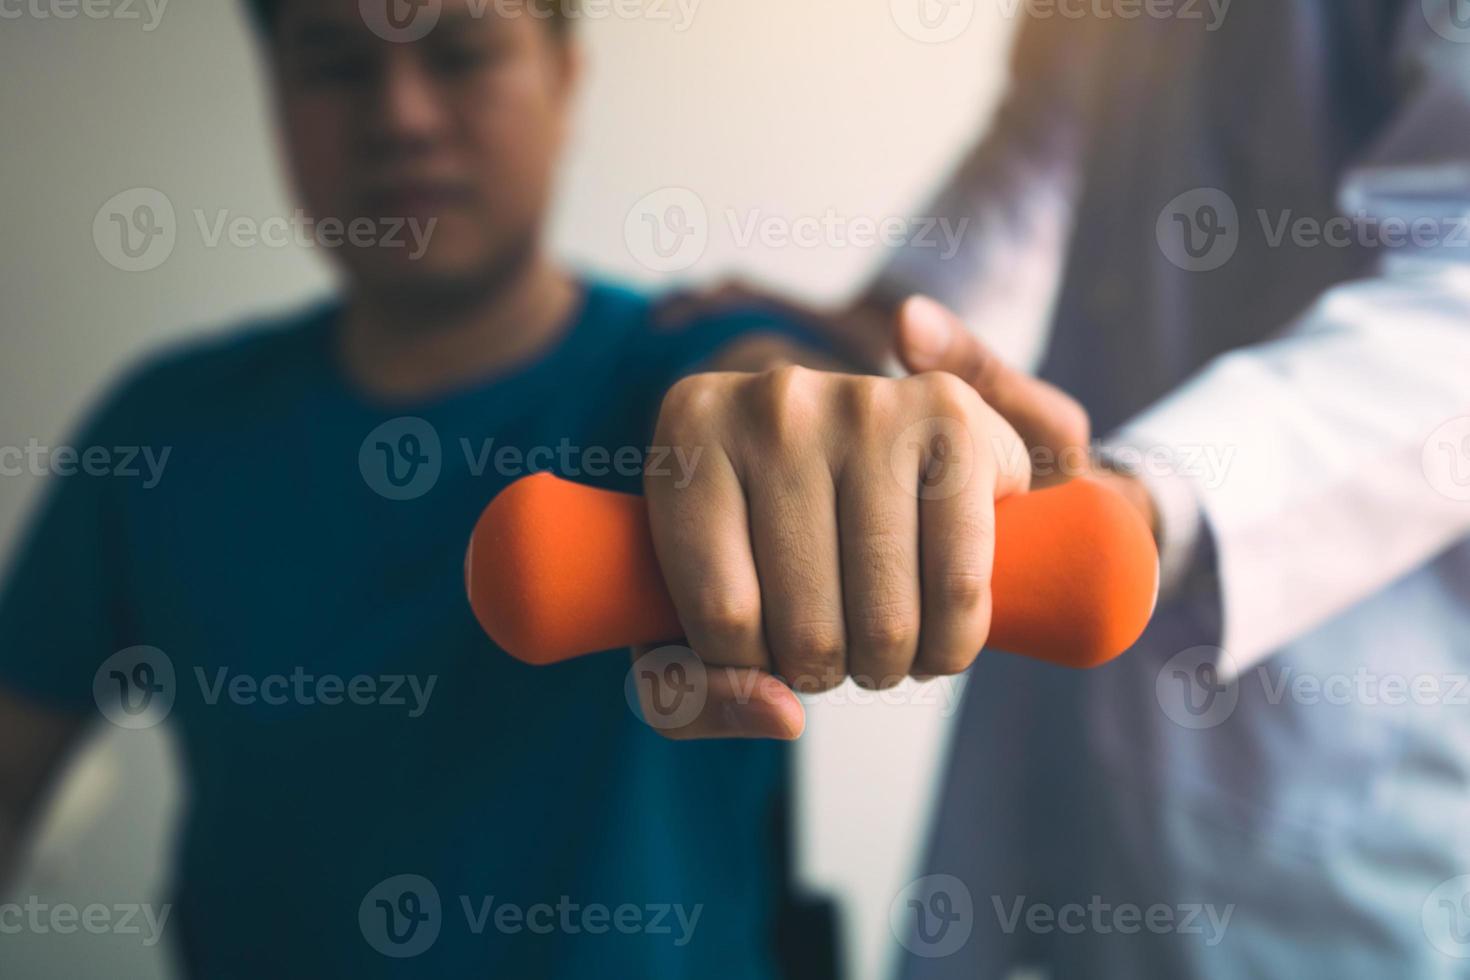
588, 278, 832, 373
88, 301, 338, 437
130, 301, 333, 393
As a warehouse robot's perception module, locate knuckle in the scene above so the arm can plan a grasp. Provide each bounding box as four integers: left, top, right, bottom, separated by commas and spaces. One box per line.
921, 647, 980, 678
915, 370, 982, 418
748, 365, 820, 446
661, 373, 714, 416
839, 376, 894, 431
772, 621, 846, 691
658, 375, 725, 441
688, 589, 761, 646
938, 566, 991, 615
852, 601, 920, 659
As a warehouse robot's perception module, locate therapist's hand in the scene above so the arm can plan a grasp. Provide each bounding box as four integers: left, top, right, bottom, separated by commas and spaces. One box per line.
635, 362, 1030, 739
896, 295, 1158, 532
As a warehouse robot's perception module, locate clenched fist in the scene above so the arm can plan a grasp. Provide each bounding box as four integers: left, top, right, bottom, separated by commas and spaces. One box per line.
640, 360, 1030, 739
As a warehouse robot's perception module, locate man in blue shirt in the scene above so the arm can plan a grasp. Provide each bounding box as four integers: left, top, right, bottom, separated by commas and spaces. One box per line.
0, 1, 1115, 976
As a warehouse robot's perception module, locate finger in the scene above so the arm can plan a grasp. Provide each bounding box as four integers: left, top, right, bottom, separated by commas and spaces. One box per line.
912, 408, 998, 678
839, 446, 922, 691
646, 406, 770, 671
900, 375, 1030, 676
629, 647, 805, 741
746, 466, 847, 695
896, 295, 1090, 455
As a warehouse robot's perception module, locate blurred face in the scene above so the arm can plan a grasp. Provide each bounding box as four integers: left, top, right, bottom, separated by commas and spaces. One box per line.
268, 0, 578, 298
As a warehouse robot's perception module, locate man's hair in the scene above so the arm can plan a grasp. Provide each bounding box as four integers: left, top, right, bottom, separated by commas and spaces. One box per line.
244, 1, 578, 38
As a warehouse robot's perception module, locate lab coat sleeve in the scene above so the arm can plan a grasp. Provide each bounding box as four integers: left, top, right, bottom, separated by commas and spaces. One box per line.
1112, 5, 1470, 674
872, 13, 1106, 371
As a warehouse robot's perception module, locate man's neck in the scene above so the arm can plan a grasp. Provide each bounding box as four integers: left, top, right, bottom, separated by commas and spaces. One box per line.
337, 255, 580, 401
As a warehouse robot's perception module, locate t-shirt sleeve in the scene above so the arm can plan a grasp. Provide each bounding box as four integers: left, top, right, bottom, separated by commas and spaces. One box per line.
654, 304, 837, 382
617, 303, 839, 451
0, 386, 138, 714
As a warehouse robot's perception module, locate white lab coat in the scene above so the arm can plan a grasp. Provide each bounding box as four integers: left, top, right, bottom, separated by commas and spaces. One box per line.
888, 2, 1470, 976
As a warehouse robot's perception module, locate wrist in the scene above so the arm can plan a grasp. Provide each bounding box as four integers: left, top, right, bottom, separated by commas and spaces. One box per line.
1089, 466, 1160, 544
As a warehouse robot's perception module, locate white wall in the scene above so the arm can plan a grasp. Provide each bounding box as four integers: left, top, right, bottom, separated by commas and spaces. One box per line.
0, 4, 1014, 978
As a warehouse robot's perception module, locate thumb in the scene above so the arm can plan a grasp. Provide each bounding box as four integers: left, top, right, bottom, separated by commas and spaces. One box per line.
896, 295, 1091, 459
629, 646, 806, 741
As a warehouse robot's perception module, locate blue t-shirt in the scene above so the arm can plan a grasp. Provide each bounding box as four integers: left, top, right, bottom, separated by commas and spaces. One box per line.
0, 281, 812, 979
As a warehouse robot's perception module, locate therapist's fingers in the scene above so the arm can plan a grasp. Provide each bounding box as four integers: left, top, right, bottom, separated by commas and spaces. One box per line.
628, 646, 806, 740
895, 296, 1092, 477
